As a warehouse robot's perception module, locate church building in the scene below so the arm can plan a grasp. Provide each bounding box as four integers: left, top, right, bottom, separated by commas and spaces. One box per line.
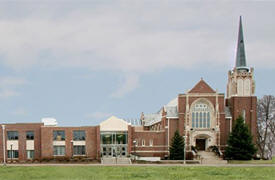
0, 17, 257, 162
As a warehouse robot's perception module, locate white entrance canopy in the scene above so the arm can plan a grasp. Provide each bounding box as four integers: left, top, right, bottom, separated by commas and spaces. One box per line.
100, 116, 129, 131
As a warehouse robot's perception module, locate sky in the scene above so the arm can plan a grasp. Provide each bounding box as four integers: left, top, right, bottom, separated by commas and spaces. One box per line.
0, 0, 275, 126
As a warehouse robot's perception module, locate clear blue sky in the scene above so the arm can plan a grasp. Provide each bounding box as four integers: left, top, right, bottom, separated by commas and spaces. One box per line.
0, 1, 274, 126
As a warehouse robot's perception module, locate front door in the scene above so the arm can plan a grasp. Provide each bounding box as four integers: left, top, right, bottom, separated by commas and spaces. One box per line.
196, 139, 206, 151
112, 147, 117, 157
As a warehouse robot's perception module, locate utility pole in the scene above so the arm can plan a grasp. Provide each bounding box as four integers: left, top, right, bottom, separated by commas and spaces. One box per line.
2, 125, 6, 166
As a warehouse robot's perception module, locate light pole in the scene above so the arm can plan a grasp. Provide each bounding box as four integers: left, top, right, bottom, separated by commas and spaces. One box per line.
133, 140, 137, 161
2, 125, 6, 166
70, 140, 74, 159
183, 135, 187, 164
10, 144, 13, 163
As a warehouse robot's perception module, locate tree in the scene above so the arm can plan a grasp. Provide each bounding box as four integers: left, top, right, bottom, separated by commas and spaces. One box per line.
169, 130, 185, 160
225, 116, 257, 160
257, 95, 275, 159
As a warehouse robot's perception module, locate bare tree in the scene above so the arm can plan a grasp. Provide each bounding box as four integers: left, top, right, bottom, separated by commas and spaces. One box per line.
257, 95, 275, 159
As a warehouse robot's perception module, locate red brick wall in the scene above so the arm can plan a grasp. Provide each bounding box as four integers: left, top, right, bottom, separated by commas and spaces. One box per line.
132, 130, 167, 157
128, 125, 132, 155
0, 123, 43, 162
41, 126, 98, 159
168, 119, 179, 146
227, 96, 257, 142
0, 126, 3, 162
178, 96, 186, 136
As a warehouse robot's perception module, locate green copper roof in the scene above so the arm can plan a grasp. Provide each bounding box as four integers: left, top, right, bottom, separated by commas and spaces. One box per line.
235, 16, 248, 71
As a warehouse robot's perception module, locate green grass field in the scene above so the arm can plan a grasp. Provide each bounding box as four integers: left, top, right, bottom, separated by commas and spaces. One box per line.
229, 159, 275, 164
0, 166, 275, 180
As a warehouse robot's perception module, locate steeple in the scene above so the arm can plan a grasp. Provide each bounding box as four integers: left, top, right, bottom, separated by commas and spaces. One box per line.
227, 16, 255, 98
235, 16, 249, 72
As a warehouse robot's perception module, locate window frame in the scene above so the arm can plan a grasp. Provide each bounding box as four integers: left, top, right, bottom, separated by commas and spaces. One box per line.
53, 145, 66, 156
7, 131, 19, 140
26, 131, 34, 140
53, 130, 66, 141
191, 103, 211, 129
73, 145, 86, 156
27, 150, 35, 159
149, 139, 153, 147
7, 150, 19, 159
142, 139, 145, 146
73, 130, 86, 141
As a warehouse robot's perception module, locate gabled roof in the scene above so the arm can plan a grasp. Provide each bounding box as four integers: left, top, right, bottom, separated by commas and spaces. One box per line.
189, 79, 216, 93
166, 97, 178, 106
100, 116, 129, 131
143, 113, 162, 126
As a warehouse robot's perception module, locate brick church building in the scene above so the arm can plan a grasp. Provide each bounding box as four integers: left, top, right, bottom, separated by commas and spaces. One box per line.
0, 17, 257, 162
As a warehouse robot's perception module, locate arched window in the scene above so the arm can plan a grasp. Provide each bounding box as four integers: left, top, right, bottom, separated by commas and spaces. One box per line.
191, 103, 211, 129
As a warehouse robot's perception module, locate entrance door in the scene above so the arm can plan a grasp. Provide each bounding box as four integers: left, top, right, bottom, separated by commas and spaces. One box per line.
112, 147, 117, 157
196, 139, 206, 151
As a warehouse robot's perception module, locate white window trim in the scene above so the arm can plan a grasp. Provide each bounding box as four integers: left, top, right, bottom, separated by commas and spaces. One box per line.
142, 139, 145, 146
149, 139, 153, 147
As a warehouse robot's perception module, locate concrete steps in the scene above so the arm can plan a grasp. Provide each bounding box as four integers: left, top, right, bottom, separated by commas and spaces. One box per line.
198, 151, 227, 164
101, 157, 131, 164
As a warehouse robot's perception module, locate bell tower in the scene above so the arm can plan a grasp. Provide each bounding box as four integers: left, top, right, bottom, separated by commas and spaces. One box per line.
226, 16, 257, 141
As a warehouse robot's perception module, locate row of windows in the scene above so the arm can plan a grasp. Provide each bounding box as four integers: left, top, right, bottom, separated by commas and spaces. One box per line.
53, 146, 86, 156
7, 150, 34, 159
7, 131, 34, 140
6, 130, 86, 141
6, 146, 86, 158
53, 130, 86, 141
134, 139, 153, 147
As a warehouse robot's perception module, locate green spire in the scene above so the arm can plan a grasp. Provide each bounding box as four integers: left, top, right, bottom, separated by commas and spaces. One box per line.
235, 16, 248, 71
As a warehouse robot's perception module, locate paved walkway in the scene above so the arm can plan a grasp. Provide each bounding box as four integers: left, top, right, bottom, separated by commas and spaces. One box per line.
2, 163, 275, 167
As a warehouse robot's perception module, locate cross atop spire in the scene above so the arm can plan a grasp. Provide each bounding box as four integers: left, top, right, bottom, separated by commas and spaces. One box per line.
235, 16, 249, 71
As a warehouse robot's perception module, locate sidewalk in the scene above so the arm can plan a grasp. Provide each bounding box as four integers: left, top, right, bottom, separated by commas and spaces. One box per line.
2, 163, 275, 167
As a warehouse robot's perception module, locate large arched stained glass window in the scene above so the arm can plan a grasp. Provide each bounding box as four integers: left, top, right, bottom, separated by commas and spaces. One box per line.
191, 103, 211, 129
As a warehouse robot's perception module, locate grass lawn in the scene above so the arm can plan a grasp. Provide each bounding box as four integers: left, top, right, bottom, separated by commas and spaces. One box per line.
0, 166, 275, 180
229, 159, 275, 164
228, 157, 275, 164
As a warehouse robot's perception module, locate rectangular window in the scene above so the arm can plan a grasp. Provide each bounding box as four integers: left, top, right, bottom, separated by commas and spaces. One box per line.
142, 139, 145, 146
7, 131, 18, 140
53, 130, 65, 141
8, 150, 19, 158
73, 130, 86, 141
149, 139, 153, 146
53, 146, 65, 156
26, 131, 34, 140
27, 150, 34, 159
73, 146, 86, 155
